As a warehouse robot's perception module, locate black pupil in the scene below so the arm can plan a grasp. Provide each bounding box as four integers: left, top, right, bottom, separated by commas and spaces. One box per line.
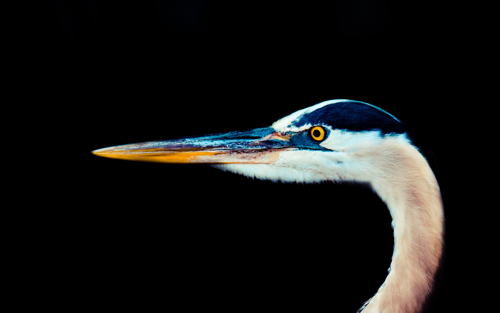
313, 129, 321, 138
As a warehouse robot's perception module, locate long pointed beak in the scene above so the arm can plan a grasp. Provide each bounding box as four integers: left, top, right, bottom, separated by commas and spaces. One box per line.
92, 127, 294, 164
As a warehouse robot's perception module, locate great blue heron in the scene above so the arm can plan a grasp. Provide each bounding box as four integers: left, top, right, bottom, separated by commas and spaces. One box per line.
92, 99, 444, 313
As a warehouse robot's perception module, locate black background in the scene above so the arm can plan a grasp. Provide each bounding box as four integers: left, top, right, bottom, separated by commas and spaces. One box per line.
42, 0, 491, 311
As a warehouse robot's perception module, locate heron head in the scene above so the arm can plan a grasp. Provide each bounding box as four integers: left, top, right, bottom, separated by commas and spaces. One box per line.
92, 100, 408, 183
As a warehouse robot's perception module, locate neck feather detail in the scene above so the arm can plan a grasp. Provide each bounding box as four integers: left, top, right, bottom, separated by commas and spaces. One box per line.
359, 141, 444, 313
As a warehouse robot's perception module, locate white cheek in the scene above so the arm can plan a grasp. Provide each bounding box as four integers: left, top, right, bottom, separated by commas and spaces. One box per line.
274, 150, 349, 180
320, 128, 388, 152
275, 150, 330, 169
212, 150, 348, 183
320, 128, 357, 151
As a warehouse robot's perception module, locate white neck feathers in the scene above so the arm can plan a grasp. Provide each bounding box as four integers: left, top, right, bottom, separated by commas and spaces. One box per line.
360, 139, 444, 313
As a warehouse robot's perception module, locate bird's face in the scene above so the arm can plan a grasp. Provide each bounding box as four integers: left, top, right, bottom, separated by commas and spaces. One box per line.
93, 100, 408, 183
91, 125, 335, 178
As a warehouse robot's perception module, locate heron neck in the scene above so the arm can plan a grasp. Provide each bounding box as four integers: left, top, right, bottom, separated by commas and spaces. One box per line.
360, 146, 444, 313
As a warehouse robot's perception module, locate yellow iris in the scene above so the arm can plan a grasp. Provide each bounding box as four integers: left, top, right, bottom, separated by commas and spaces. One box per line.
310, 126, 326, 141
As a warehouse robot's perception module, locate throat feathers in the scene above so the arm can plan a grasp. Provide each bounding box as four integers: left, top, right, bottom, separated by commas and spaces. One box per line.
356, 138, 444, 313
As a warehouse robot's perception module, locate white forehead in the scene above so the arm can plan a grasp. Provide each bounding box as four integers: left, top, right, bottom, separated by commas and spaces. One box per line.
271, 99, 400, 132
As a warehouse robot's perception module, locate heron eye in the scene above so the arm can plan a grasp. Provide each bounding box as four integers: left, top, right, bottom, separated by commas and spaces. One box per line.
310, 126, 326, 141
